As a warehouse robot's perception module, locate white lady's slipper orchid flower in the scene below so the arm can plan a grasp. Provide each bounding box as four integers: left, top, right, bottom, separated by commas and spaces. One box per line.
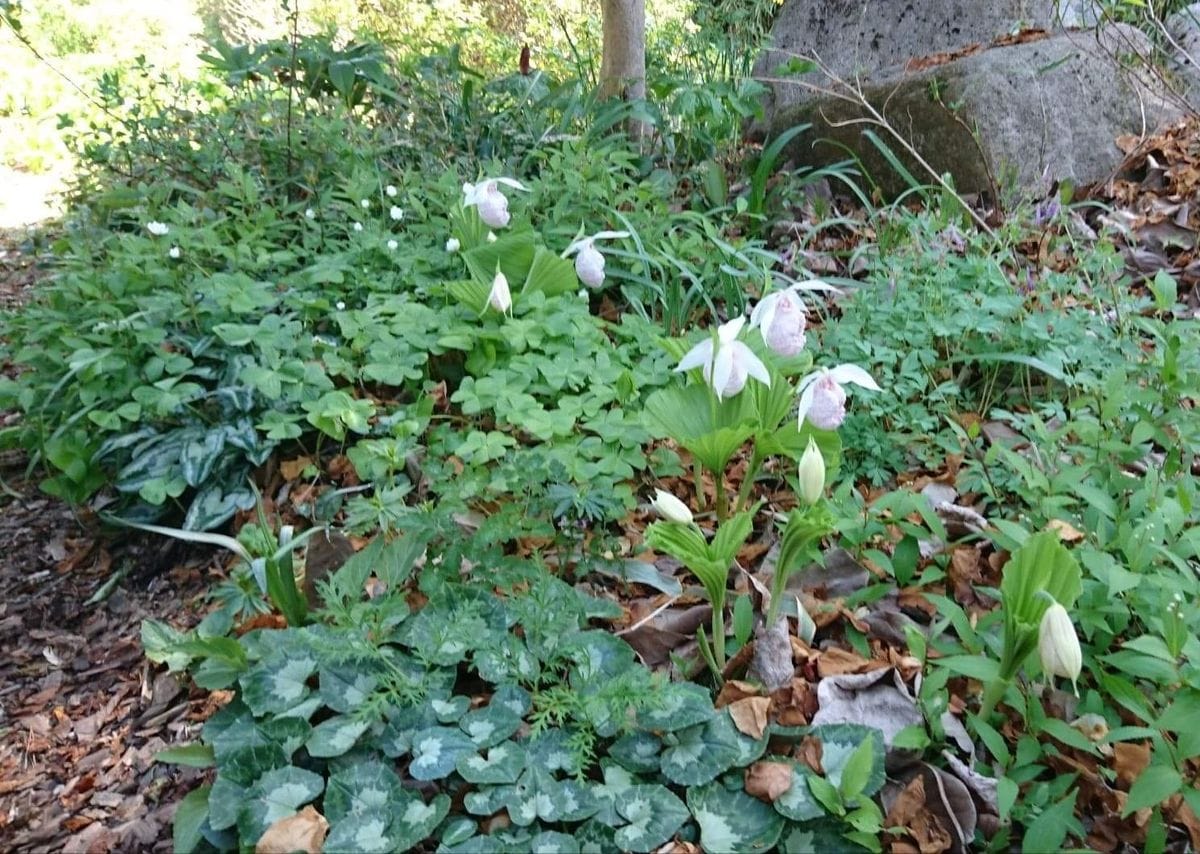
445, 237, 460, 253
390, 206, 404, 221
146, 221, 169, 236
1039, 602, 1082, 693
168, 246, 181, 260
563, 230, 629, 289
796, 364, 880, 430
797, 438, 825, 505
462, 177, 529, 229
750, 289, 807, 356
488, 268, 512, 314
385, 184, 397, 197
675, 316, 771, 400
651, 489, 693, 524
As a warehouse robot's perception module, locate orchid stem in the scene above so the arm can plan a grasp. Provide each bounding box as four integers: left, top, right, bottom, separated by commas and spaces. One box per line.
735, 445, 765, 513
714, 475, 728, 523
693, 459, 707, 511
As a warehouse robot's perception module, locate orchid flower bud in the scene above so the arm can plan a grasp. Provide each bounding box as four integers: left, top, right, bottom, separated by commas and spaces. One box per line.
796, 365, 881, 430
650, 489, 693, 524
563, 230, 629, 289
445, 237, 460, 253
463, 177, 529, 230
675, 316, 771, 400
488, 268, 511, 314
797, 438, 825, 505
1039, 602, 1082, 693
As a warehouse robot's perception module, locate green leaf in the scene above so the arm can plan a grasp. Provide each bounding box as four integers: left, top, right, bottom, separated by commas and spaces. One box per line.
155, 744, 215, 768
1001, 530, 1083, 630
638, 681, 715, 732
305, 715, 371, 758
457, 741, 527, 785
687, 782, 785, 853
614, 785, 690, 853
172, 785, 211, 854
1123, 765, 1182, 816
838, 735, 876, 799
408, 727, 478, 780
237, 766, 324, 844
609, 731, 663, 773
522, 247, 577, 298
1022, 791, 1077, 851
240, 649, 318, 717
660, 714, 742, 786
460, 703, 523, 748
774, 765, 825, 821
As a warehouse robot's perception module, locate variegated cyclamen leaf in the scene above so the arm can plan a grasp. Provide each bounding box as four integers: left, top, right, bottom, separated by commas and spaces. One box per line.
591, 760, 640, 826
305, 715, 371, 758
474, 634, 541, 683
608, 731, 663, 774
808, 724, 886, 796
529, 830, 581, 853
473, 767, 598, 828
614, 785, 690, 853
379, 703, 439, 758
456, 741, 527, 785
778, 818, 854, 852
236, 766, 324, 844
660, 714, 742, 786
638, 681, 715, 732
566, 630, 637, 683
460, 704, 522, 748
687, 782, 784, 853
239, 649, 318, 717
491, 683, 532, 718
573, 818, 620, 853
408, 727, 477, 780
391, 793, 450, 850
324, 813, 397, 854
431, 695, 471, 723
323, 760, 403, 822
526, 728, 584, 777
319, 662, 380, 714
439, 817, 477, 847
206, 776, 245, 831
773, 764, 825, 821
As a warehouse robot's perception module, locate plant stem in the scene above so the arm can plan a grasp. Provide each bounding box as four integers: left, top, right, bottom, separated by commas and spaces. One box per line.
693, 458, 706, 510
734, 444, 765, 512
714, 475, 727, 523
978, 677, 1010, 721
711, 601, 727, 674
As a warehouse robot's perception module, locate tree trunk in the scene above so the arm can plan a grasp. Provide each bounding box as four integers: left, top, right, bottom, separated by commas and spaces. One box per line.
600, 0, 646, 105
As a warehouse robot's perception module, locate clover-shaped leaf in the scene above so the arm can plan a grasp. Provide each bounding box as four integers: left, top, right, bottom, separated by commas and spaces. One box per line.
687, 781, 784, 853
460, 703, 523, 748
638, 681, 715, 732
608, 731, 663, 774
614, 784, 690, 853
456, 740, 527, 785
409, 727, 478, 780
306, 715, 371, 758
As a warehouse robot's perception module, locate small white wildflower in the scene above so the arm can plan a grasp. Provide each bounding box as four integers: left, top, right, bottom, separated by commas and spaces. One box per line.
387, 239, 398, 250
168, 246, 181, 259
353, 222, 364, 233
486, 232, 497, 243
360, 199, 370, 209
385, 185, 397, 197
304, 208, 315, 220
390, 206, 404, 221
445, 237, 461, 253
146, 221, 169, 236
335, 300, 346, 311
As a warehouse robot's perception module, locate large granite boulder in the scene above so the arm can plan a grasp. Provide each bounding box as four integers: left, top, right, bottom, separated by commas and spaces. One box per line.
752, 0, 1178, 197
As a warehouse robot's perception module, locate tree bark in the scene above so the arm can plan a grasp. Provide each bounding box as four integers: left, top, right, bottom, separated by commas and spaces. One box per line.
599, 0, 646, 103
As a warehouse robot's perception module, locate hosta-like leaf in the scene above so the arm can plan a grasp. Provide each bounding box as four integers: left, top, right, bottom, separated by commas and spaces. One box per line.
240, 649, 318, 717
638, 681, 715, 732
456, 741, 527, 785
614, 785, 690, 853
687, 782, 784, 853
608, 731, 663, 774
236, 766, 324, 844
305, 715, 371, 758
460, 704, 523, 748
409, 727, 478, 780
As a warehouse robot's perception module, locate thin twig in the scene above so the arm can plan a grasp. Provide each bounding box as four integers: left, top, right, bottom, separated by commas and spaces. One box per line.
615, 594, 682, 635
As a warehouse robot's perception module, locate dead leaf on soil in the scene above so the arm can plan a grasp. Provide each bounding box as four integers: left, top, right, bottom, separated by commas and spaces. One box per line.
1047, 518, 1085, 542
744, 761, 793, 802
727, 696, 771, 740
255, 805, 329, 854
1113, 741, 1151, 789
279, 456, 314, 481
814, 646, 887, 678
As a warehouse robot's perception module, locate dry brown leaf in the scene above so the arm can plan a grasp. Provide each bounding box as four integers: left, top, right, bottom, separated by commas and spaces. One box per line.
727, 696, 771, 740
744, 761, 793, 802
715, 680, 762, 708
1047, 518, 1085, 543
796, 736, 824, 774
279, 456, 314, 481
815, 646, 886, 678
255, 805, 328, 854
1113, 741, 1151, 789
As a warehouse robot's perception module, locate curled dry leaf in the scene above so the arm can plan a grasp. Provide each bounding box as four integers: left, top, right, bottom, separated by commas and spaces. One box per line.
811, 668, 923, 760
744, 761, 794, 803
727, 696, 772, 740
1047, 518, 1085, 542
255, 805, 328, 854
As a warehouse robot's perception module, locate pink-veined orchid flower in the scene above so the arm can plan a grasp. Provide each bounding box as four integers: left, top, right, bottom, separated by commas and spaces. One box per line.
796, 364, 880, 430
562, 230, 630, 288
462, 177, 529, 229
675, 316, 770, 400
749, 279, 841, 358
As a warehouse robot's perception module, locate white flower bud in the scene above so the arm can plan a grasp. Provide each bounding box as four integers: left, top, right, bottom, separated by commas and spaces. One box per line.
335, 300, 346, 311
488, 270, 511, 314
650, 489, 693, 524
304, 208, 315, 220
797, 438, 825, 505
477, 186, 511, 228
1039, 602, 1082, 692
575, 242, 606, 288
360, 198, 370, 209
445, 237, 460, 253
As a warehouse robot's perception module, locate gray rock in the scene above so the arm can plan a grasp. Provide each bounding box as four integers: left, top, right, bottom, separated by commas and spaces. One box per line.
1167, 3, 1200, 96
762, 25, 1178, 197
755, 0, 1099, 99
